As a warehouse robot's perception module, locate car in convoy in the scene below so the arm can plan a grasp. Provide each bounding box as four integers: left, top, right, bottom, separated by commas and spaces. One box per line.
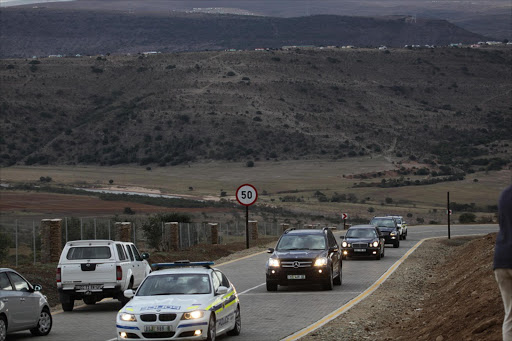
266, 227, 342, 291
340, 225, 385, 260
369, 216, 400, 248
56, 240, 151, 311
387, 215, 407, 240
0, 268, 52, 341
116, 261, 241, 341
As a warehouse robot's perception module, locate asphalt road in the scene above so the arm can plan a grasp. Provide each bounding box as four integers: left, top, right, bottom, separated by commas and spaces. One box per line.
7, 224, 498, 341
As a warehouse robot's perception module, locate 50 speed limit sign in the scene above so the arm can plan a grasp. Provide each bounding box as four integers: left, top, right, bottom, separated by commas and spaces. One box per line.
236, 184, 258, 206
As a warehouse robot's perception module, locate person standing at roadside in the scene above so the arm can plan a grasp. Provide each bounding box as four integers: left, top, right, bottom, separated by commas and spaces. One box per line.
495, 184, 512, 341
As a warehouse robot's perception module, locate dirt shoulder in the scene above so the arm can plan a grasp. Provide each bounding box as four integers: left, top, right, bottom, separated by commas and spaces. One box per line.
300, 233, 503, 341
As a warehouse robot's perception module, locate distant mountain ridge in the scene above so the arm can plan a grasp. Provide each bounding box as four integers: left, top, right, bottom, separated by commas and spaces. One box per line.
0, 8, 490, 58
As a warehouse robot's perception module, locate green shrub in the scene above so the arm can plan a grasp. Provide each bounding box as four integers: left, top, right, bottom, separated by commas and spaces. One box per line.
0, 231, 11, 262
459, 213, 476, 223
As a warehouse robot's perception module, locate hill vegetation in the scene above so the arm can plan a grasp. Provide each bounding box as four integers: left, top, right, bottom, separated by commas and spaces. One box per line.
0, 8, 491, 59
0, 46, 511, 171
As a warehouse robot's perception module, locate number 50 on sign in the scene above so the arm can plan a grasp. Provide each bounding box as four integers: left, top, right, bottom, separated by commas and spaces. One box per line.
236, 184, 258, 206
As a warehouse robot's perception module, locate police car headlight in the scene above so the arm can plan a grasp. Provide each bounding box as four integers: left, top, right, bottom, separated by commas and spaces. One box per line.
372, 241, 379, 247
314, 257, 328, 266
342, 241, 347, 248
268, 258, 280, 267
182, 311, 204, 320
120, 313, 137, 322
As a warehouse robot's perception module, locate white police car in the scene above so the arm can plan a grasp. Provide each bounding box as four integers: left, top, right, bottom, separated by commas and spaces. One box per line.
116, 261, 241, 341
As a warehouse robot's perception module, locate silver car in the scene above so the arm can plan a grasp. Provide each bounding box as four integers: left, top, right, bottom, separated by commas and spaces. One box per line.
0, 268, 52, 341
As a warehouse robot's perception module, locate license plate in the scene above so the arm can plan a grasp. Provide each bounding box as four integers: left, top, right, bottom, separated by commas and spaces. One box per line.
287, 274, 305, 280
354, 249, 366, 252
144, 325, 173, 332
75, 284, 103, 291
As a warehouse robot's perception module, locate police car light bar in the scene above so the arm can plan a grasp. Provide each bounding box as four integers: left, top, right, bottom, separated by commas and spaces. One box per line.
151, 261, 215, 270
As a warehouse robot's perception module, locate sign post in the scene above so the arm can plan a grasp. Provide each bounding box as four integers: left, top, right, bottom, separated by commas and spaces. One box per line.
341, 213, 348, 230
236, 184, 258, 249
447, 192, 451, 239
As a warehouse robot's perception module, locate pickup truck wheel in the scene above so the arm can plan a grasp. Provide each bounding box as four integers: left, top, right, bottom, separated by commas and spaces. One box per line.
60, 294, 74, 312
83, 296, 96, 305
119, 278, 134, 306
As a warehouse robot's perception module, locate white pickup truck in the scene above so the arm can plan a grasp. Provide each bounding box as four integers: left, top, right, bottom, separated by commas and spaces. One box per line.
56, 240, 151, 311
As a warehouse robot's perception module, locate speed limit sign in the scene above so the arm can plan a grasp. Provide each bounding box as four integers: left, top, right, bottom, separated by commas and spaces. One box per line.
236, 184, 258, 206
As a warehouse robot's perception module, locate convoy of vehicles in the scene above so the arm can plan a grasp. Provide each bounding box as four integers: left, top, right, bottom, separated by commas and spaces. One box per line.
0, 268, 52, 341
340, 225, 385, 260
116, 261, 241, 341
265, 227, 342, 291
3, 213, 408, 339
56, 240, 151, 311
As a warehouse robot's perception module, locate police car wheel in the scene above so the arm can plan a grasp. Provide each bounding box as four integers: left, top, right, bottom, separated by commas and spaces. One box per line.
227, 306, 241, 336
403, 234, 407, 240
206, 314, 216, 341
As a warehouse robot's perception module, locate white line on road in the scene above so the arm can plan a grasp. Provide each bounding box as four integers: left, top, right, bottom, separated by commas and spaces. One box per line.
238, 282, 265, 295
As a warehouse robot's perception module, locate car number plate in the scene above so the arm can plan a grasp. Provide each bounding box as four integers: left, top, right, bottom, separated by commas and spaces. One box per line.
287, 274, 305, 280
75, 284, 103, 291
144, 325, 173, 332
354, 249, 366, 252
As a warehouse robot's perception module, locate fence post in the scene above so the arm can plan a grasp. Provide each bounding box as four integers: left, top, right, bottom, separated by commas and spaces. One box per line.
15, 220, 18, 267
164, 222, 179, 251
33, 221, 36, 265
80, 218, 83, 240
188, 223, 191, 248
94, 218, 97, 239
65, 217, 68, 243
281, 223, 290, 233
108, 220, 111, 240
40, 219, 62, 264
115, 222, 132, 242
210, 223, 219, 244
249, 220, 258, 241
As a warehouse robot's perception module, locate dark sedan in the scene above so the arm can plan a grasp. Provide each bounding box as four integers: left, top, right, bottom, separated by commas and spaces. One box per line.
340, 225, 385, 260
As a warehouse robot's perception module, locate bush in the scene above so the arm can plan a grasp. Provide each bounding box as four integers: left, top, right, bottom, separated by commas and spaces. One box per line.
39, 176, 52, 182
368, 207, 375, 213
124, 207, 135, 215
0, 231, 11, 262
246, 161, 254, 167
385, 197, 393, 204
459, 213, 476, 223
141, 213, 191, 250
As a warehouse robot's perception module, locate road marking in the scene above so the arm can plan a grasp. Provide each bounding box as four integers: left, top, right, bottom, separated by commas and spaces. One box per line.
238, 283, 266, 295
281, 233, 491, 341
215, 250, 268, 267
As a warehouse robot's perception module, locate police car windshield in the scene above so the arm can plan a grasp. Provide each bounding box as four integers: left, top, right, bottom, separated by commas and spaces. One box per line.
276, 234, 326, 250
346, 229, 377, 238
137, 274, 211, 296
371, 218, 395, 228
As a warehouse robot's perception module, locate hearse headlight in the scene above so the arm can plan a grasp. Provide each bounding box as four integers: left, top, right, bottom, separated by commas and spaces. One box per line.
314, 257, 328, 267
372, 241, 379, 247
342, 241, 348, 248
268, 258, 280, 267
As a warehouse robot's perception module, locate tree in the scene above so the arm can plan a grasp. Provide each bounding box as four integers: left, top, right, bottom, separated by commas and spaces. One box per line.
124, 207, 135, 215
385, 197, 393, 204
246, 161, 254, 167
109, 179, 114, 184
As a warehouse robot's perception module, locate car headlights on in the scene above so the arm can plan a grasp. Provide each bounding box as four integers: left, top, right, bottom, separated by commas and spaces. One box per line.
342, 241, 348, 248
120, 313, 137, 322
372, 241, 379, 247
182, 310, 205, 320
314, 257, 328, 266
268, 258, 280, 267
390, 231, 397, 236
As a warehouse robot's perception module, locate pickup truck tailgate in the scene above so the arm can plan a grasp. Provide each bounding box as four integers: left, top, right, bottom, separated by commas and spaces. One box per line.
61, 261, 117, 284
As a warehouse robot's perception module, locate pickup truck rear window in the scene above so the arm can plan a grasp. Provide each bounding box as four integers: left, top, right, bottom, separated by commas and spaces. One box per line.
66, 246, 112, 260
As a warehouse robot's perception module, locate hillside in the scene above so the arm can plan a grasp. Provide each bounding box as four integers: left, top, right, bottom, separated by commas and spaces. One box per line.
0, 47, 511, 168
0, 8, 492, 58
5, 0, 511, 40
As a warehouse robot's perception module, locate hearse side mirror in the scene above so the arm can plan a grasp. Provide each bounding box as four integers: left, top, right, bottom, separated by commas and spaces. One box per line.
267, 248, 274, 254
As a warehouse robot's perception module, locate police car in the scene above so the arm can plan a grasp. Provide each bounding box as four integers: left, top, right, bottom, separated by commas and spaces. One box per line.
116, 261, 241, 341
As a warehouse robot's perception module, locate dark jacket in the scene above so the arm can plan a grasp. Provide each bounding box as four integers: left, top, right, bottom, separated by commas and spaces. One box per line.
494, 185, 512, 269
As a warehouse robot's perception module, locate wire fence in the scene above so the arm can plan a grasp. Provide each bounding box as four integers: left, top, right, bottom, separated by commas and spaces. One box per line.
0, 217, 322, 267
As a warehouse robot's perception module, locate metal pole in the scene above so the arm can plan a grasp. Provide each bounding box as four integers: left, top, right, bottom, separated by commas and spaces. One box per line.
65, 217, 68, 243
33, 221, 36, 265
108, 220, 111, 240
447, 192, 451, 239
246, 206, 249, 249
133, 222, 136, 244
94, 218, 97, 239
80, 218, 83, 240
15, 220, 18, 267
188, 223, 191, 248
